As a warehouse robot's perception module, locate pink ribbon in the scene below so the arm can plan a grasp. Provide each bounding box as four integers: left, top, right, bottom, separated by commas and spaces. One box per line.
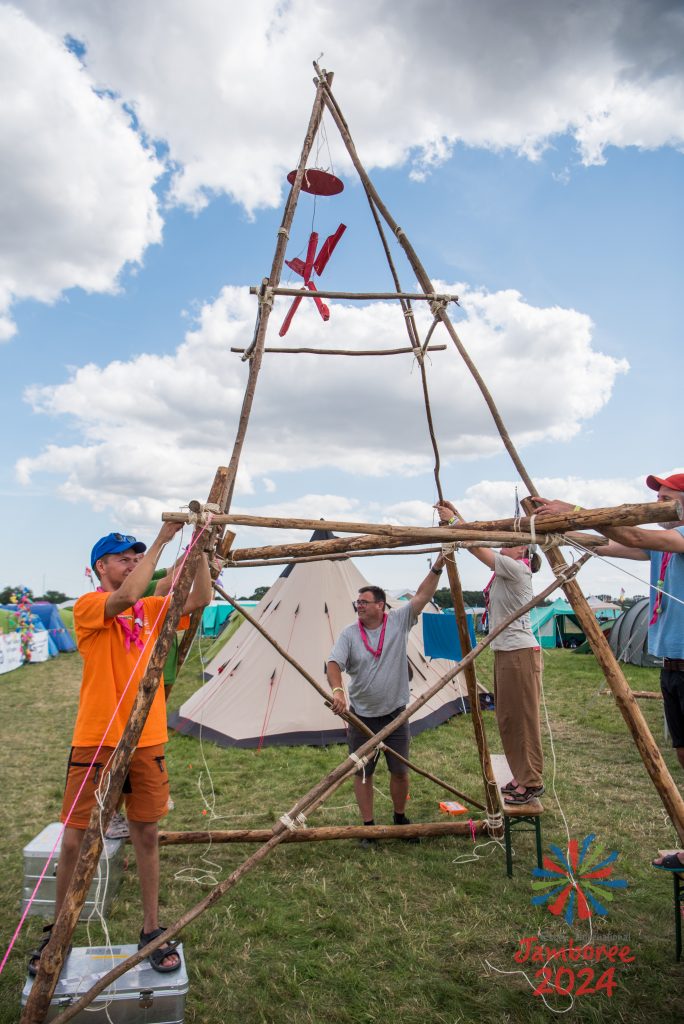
97, 588, 145, 651
650, 552, 672, 625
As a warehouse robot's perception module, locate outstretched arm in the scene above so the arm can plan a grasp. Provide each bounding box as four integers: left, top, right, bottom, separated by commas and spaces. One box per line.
434, 502, 495, 570
105, 523, 183, 619
530, 497, 662, 560
410, 551, 447, 615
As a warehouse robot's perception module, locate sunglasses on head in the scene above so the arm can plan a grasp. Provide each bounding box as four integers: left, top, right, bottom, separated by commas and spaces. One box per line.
112, 533, 136, 543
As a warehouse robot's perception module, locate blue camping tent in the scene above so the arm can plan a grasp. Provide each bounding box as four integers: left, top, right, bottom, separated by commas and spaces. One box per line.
31, 602, 77, 653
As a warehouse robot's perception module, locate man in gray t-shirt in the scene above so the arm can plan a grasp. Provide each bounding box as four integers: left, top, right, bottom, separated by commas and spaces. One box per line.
327, 554, 445, 834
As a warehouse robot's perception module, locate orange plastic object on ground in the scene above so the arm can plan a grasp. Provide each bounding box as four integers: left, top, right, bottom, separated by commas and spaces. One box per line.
439, 801, 467, 816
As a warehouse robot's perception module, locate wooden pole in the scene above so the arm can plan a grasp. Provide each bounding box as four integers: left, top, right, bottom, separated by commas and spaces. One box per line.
47, 559, 583, 1024
21, 468, 226, 1024
599, 689, 663, 700
521, 499, 684, 844
214, 585, 485, 810
221, 534, 605, 570
224, 528, 604, 564
248, 286, 459, 302
157, 821, 485, 844
162, 500, 677, 536
317, 64, 684, 847
230, 344, 448, 356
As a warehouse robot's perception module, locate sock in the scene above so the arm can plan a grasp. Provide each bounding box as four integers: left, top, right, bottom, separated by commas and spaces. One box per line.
393, 811, 409, 825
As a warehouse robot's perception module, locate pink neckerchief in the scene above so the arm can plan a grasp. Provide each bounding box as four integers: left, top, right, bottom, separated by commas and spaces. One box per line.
481, 556, 530, 629
650, 552, 673, 625
358, 614, 388, 658
97, 587, 145, 651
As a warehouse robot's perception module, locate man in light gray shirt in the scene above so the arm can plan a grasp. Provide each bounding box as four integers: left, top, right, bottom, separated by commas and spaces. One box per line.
436, 501, 543, 806
327, 554, 446, 836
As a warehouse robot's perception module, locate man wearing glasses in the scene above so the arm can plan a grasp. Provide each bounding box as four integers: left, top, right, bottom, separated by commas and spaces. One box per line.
28, 523, 211, 977
326, 554, 446, 840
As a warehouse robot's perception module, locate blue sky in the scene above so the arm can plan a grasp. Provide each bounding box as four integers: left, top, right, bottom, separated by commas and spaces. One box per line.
2, 1, 683, 601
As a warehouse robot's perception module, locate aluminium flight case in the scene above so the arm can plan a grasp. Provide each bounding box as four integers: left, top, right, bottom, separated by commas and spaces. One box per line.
21, 943, 189, 1023
22, 821, 125, 921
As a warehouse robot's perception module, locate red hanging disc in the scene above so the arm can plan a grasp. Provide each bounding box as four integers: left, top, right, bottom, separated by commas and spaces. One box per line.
286, 168, 344, 196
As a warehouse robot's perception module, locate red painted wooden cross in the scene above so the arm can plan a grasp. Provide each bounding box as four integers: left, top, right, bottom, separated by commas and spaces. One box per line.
279, 223, 346, 337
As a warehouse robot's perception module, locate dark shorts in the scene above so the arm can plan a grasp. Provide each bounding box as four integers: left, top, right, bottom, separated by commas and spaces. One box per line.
61, 744, 170, 829
347, 706, 410, 777
661, 668, 684, 748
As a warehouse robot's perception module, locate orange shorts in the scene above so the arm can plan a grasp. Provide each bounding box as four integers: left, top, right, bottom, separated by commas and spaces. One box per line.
61, 744, 169, 829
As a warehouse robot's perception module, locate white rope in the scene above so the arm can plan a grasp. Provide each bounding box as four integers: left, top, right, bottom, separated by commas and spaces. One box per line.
279, 811, 308, 832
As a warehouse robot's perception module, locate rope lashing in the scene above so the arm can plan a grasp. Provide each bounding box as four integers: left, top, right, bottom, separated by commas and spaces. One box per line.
277, 227, 290, 239
428, 296, 450, 318
486, 812, 503, 832
187, 502, 221, 526
258, 286, 274, 312
279, 811, 308, 832
349, 750, 371, 783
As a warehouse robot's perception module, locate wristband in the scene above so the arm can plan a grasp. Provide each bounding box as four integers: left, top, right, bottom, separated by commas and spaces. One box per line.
431, 567, 442, 576
448, 516, 457, 526
332, 687, 344, 695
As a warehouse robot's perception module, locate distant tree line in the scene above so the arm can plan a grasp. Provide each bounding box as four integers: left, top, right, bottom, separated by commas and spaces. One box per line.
0, 586, 73, 605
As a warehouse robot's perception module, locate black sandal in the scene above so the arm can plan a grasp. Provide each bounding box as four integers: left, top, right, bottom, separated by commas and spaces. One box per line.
27, 925, 72, 978
504, 785, 544, 805
500, 780, 518, 794
138, 927, 181, 973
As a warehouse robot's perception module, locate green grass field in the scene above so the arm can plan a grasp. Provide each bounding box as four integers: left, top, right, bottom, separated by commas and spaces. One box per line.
1, 645, 682, 1022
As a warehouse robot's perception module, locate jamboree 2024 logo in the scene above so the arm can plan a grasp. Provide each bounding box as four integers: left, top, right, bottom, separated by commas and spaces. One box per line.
518, 833, 631, 999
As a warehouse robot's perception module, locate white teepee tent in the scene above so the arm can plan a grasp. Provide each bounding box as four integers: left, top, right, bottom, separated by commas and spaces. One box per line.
169, 534, 488, 748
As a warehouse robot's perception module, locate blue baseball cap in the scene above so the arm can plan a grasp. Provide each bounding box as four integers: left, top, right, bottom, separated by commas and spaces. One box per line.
91, 532, 146, 569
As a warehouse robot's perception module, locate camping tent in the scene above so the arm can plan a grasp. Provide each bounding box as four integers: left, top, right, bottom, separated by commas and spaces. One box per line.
0, 605, 58, 674
530, 598, 621, 649
608, 598, 661, 668
169, 533, 485, 748
31, 602, 77, 653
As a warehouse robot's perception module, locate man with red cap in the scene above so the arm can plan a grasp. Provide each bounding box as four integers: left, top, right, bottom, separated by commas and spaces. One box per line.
533, 473, 684, 870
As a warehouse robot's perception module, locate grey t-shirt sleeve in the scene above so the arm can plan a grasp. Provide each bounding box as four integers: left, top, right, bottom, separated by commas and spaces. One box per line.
329, 627, 352, 671
494, 552, 530, 582
395, 599, 418, 631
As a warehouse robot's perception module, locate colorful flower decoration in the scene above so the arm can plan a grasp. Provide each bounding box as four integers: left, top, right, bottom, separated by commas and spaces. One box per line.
11, 587, 35, 663
531, 834, 628, 925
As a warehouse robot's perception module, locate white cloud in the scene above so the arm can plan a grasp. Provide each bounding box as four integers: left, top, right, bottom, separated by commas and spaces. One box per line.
3, 0, 682, 335
17, 282, 628, 518
0, 4, 163, 339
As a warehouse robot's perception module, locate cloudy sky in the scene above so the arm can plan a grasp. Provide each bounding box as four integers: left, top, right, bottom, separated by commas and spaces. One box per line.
2, 0, 683, 602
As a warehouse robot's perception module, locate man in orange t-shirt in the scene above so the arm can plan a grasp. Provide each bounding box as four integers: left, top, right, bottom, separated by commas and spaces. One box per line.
29, 522, 211, 977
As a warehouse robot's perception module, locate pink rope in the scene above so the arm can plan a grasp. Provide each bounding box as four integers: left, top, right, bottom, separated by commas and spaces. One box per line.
0, 521, 210, 975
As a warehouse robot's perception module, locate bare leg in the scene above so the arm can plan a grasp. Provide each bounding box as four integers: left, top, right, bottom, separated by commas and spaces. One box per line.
353, 774, 374, 822
128, 820, 178, 970
389, 773, 409, 814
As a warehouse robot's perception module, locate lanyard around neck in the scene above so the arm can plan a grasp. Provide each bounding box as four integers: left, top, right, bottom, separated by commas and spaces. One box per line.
358, 614, 388, 658
97, 588, 145, 651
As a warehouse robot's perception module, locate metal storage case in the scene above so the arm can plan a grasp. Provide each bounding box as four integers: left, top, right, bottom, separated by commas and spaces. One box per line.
22, 943, 188, 1023
22, 822, 125, 921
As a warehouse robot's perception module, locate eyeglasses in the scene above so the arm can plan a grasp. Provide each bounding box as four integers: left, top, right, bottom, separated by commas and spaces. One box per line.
112, 533, 136, 543
353, 599, 381, 610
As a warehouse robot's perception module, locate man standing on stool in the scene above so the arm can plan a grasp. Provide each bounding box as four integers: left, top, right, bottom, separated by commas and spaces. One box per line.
533, 471, 684, 870
327, 555, 446, 842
